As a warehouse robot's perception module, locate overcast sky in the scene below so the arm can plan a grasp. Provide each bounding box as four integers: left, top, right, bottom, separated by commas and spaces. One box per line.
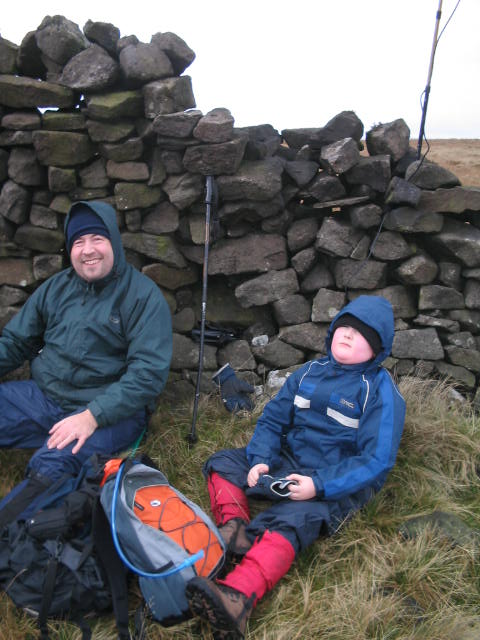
1, 0, 478, 139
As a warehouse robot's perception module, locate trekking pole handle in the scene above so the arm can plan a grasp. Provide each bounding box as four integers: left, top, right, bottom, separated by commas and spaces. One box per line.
206, 174, 214, 204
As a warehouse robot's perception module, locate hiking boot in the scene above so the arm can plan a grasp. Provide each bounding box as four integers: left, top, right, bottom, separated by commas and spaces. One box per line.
219, 518, 252, 557
186, 576, 254, 639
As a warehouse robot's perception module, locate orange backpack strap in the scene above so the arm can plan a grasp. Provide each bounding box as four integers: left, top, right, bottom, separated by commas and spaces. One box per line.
100, 458, 124, 487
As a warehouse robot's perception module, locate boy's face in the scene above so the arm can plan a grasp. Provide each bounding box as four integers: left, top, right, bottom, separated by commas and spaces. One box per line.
331, 325, 375, 365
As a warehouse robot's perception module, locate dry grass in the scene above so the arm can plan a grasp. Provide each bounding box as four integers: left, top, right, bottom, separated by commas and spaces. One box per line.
0, 377, 479, 639
418, 139, 480, 187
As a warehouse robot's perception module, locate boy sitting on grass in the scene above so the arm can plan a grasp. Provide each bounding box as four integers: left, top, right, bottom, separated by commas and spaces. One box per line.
186, 295, 406, 639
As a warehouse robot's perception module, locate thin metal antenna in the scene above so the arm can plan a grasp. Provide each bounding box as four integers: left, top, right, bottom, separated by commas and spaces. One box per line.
416, 0, 443, 160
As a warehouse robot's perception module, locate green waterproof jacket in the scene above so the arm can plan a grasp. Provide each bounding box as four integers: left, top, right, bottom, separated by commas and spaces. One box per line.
0, 201, 172, 427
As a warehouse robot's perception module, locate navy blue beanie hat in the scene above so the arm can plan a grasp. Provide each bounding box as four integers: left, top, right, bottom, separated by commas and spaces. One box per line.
66, 205, 110, 253
331, 313, 382, 356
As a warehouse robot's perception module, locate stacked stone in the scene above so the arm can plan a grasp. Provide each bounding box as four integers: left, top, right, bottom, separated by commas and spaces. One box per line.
1, 16, 480, 402
0, 15, 197, 330
202, 116, 480, 400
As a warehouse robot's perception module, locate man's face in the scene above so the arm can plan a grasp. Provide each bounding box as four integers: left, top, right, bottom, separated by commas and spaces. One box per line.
331, 325, 375, 365
70, 233, 114, 282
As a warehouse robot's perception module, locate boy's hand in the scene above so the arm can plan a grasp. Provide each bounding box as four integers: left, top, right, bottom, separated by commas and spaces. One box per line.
285, 474, 316, 500
247, 463, 269, 487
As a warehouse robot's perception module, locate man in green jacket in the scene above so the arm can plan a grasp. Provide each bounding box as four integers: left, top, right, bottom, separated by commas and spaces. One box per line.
0, 201, 172, 521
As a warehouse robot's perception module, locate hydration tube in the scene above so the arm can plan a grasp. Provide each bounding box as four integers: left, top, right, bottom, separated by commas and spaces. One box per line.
109, 461, 204, 579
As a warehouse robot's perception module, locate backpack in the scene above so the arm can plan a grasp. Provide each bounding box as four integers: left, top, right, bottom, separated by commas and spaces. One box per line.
98, 455, 226, 632
0, 455, 130, 640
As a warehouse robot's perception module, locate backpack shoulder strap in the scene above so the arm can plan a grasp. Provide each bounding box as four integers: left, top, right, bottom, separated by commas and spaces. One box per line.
38, 545, 60, 640
92, 497, 131, 640
37, 538, 94, 640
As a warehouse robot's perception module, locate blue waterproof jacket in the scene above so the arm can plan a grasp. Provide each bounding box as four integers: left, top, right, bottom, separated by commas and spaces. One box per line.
246, 296, 406, 501
0, 201, 172, 427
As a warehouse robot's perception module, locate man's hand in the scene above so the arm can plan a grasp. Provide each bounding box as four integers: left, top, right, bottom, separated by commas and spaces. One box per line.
285, 474, 316, 501
47, 409, 98, 454
247, 463, 269, 487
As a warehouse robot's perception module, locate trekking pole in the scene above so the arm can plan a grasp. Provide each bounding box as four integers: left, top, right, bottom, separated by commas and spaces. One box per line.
416, 0, 443, 160
188, 175, 217, 445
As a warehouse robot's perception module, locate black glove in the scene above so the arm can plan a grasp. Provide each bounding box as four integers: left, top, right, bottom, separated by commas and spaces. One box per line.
212, 363, 254, 413
246, 474, 298, 500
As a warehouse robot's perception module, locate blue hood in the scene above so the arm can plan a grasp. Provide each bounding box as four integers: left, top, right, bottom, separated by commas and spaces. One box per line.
326, 295, 394, 365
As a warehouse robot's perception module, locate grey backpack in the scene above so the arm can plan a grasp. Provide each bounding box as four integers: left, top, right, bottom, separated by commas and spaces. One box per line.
99, 456, 226, 629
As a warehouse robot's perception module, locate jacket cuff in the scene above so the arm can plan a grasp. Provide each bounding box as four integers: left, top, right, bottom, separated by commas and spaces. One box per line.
87, 400, 106, 428
248, 454, 271, 469
313, 475, 325, 499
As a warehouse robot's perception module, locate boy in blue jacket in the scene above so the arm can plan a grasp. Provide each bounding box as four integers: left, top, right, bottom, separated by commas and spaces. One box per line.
187, 295, 405, 639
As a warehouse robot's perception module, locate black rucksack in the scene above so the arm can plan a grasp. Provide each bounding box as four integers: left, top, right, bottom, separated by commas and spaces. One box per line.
0, 455, 130, 640
0, 454, 226, 639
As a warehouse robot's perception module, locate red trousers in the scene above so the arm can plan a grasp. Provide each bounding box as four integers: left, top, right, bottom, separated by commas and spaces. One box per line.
208, 471, 295, 604
219, 530, 295, 604
207, 471, 250, 525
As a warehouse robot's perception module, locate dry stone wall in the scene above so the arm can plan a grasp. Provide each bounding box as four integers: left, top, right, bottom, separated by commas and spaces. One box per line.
2, 16, 480, 402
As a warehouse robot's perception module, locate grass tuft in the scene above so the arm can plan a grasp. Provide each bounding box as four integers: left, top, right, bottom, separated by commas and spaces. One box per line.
0, 376, 479, 638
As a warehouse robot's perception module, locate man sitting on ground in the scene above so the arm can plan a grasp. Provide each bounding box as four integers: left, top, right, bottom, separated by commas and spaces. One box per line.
0, 200, 172, 523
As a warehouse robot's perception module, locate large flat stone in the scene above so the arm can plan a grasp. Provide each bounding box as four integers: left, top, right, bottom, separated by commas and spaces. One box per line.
32, 131, 94, 167
121, 232, 187, 267
419, 186, 480, 214
235, 269, 299, 308
208, 233, 287, 276
392, 328, 444, 360
0, 74, 75, 108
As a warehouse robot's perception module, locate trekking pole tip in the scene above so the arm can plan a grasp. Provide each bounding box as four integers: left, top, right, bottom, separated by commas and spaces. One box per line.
186, 432, 198, 446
